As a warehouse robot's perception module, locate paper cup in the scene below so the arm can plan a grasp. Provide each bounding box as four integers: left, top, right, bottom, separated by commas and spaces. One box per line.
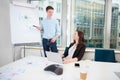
80, 62, 88, 80
80, 72, 87, 80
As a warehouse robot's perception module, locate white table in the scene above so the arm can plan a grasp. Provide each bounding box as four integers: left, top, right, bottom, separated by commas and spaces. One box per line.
87, 62, 120, 80
0, 56, 120, 80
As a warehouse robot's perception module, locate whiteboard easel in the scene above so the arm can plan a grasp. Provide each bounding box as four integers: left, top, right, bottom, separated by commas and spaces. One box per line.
10, 1, 42, 61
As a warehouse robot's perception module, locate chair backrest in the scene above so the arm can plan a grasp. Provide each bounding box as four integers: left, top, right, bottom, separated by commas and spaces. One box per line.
94, 49, 116, 62
64, 47, 69, 53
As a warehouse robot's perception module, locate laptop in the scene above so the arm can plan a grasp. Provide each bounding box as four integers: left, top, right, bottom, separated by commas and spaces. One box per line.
46, 51, 63, 64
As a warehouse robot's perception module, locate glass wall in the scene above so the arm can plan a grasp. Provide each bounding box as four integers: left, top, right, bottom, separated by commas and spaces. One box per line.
118, 13, 120, 48
28, 0, 120, 49
28, 0, 62, 46
73, 0, 120, 49
74, 0, 105, 48
110, 3, 119, 48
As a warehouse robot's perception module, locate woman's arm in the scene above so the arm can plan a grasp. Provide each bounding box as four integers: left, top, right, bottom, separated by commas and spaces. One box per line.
75, 45, 86, 61
63, 44, 86, 64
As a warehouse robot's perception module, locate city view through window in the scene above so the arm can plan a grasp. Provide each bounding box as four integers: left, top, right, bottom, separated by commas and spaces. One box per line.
29, 0, 120, 49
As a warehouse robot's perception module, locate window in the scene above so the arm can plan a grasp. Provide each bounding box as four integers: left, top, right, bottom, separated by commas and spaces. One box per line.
69, 0, 120, 49
28, 0, 120, 49
111, 0, 119, 48
74, 0, 105, 48
119, 42, 120, 46
39, 17, 43, 24
56, 3, 61, 13
49, 1, 54, 6
29, 0, 62, 46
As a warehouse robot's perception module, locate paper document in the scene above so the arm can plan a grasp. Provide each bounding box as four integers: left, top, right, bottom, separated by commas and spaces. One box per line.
114, 72, 120, 79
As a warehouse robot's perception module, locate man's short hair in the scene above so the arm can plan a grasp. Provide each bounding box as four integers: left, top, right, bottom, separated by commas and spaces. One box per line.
46, 6, 54, 11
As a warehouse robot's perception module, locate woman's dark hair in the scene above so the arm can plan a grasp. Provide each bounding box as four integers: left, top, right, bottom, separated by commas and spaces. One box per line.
46, 6, 54, 11
74, 30, 85, 44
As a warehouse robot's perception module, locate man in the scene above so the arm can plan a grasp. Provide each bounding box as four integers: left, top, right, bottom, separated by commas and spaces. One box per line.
36, 6, 61, 57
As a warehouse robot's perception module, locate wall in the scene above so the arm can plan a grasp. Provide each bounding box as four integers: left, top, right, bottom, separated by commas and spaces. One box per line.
0, 0, 13, 67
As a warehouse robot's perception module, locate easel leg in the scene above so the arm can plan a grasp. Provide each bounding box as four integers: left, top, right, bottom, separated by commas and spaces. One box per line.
13, 45, 15, 61
24, 45, 25, 57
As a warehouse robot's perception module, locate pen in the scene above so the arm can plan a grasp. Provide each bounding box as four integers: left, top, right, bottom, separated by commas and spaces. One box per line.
33, 25, 37, 27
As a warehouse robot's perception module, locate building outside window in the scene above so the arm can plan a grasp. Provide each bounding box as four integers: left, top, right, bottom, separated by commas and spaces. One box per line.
110, 4, 119, 48
49, 1, 54, 6
28, 0, 120, 49
117, 12, 120, 48
74, 0, 119, 49
74, 0, 105, 48
56, 3, 61, 13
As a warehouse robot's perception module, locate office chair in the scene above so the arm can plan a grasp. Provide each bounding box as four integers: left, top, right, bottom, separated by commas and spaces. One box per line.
64, 47, 69, 53
94, 49, 116, 62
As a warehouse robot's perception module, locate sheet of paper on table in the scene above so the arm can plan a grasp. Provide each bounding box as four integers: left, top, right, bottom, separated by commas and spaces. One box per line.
114, 72, 120, 79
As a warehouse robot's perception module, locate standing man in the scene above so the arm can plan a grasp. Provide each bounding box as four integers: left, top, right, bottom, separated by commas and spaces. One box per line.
36, 6, 61, 57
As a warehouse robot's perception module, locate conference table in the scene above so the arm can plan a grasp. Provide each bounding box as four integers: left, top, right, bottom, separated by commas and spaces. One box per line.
0, 56, 120, 80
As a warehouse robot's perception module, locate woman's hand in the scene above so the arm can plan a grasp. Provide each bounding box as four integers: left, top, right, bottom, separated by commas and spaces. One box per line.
63, 59, 73, 64
63, 58, 78, 64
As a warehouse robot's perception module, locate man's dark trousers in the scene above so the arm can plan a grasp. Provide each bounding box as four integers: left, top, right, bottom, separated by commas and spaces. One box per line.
42, 38, 58, 57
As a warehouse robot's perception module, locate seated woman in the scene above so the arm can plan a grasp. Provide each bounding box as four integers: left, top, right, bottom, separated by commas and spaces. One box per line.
62, 30, 86, 64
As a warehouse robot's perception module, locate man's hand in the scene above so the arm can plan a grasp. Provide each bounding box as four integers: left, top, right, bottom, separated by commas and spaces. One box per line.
50, 37, 56, 43
50, 34, 60, 43
34, 26, 42, 31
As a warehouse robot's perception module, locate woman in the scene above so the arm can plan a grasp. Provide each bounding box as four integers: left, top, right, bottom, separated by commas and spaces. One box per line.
62, 30, 86, 64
